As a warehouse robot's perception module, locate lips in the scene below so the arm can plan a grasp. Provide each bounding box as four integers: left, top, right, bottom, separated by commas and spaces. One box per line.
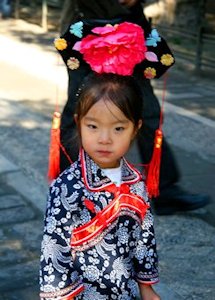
96, 150, 112, 155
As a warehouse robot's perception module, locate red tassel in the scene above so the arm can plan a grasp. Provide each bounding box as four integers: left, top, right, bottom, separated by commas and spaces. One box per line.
47, 112, 61, 182
146, 129, 163, 198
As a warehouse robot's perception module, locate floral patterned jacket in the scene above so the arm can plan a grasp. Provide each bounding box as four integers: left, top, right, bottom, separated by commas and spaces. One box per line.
39, 149, 159, 300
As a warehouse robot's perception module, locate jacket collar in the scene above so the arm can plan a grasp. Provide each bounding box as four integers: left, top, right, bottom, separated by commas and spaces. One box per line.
80, 148, 142, 191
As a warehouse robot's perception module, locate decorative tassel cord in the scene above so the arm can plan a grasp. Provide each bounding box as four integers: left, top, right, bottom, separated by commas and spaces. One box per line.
47, 55, 73, 182
137, 73, 167, 198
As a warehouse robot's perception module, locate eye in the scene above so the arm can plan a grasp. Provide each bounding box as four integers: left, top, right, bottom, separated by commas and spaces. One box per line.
87, 124, 97, 129
115, 127, 125, 132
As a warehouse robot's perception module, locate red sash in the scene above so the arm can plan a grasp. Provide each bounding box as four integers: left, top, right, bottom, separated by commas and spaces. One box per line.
71, 193, 149, 248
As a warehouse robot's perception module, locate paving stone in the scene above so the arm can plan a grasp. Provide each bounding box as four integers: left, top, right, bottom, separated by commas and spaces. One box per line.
0, 181, 15, 195
170, 282, 214, 300
166, 96, 215, 120
0, 186, 5, 195
0, 154, 19, 174
0, 206, 36, 225
154, 283, 182, 300
1, 286, 40, 300
11, 220, 43, 252
155, 215, 215, 299
0, 228, 4, 240
0, 260, 40, 292
0, 194, 25, 209
0, 240, 32, 267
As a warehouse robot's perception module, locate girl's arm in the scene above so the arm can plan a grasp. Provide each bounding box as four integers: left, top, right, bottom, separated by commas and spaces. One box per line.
138, 283, 161, 300
39, 175, 84, 299
133, 207, 159, 284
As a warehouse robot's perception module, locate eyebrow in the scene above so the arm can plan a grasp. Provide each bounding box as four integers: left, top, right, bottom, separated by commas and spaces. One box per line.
84, 116, 129, 124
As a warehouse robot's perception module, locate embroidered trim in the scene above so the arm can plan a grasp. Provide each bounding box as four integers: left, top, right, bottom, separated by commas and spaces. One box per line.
137, 272, 159, 279
62, 285, 84, 299
121, 158, 142, 183
136, 271, 159, 285
40, 280, 84, 298
80, 148, 141, 191
136, 277, 159, 285
71, 193, 149, 247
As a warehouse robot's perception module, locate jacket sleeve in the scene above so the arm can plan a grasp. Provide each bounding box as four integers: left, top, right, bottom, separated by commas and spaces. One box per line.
39, 176, 84, 299
133, 207, 159, 285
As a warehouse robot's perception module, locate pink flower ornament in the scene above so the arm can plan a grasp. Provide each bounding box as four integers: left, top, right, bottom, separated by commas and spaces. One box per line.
73, 22, 147, 76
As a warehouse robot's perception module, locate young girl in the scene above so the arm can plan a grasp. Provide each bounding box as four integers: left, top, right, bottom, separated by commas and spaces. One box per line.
39, 73, 160, 300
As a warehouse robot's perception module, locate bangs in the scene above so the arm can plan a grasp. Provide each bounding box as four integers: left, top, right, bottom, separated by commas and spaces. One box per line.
75, 73, 143, 127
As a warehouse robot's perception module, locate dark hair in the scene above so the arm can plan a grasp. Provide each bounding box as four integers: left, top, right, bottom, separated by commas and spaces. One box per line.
75, 73, 143, 128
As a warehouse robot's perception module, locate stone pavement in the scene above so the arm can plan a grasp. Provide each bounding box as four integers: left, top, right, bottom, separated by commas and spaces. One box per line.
0, 19, 215, 299
0, 155, 43, 299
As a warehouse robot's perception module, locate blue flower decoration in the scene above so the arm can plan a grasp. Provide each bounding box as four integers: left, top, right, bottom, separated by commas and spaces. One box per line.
146, 29, 161, 47
70, 21, 83, 38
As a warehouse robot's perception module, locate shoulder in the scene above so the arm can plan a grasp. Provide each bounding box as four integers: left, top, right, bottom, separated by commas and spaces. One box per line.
50, 161, 81, 189
132, 178, 148, 194
131, 176, 149, 205
47, 161, 84, 209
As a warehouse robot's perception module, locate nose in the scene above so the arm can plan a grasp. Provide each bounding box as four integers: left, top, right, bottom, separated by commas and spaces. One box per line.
98, 129, 111, 144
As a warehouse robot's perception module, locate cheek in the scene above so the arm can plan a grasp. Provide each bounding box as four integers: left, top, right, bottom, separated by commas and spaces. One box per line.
80, 129, 93, 146
81, 137, 91, 153
116, 136, 132, 152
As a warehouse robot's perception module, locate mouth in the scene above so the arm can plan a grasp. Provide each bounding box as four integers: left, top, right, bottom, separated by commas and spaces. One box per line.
96, 150, 112, 155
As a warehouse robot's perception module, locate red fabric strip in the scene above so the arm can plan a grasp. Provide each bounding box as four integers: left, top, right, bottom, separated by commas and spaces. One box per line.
71, 194, 149, 247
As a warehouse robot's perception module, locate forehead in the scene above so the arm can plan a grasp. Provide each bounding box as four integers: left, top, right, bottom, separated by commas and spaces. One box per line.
84, 99, 128, 122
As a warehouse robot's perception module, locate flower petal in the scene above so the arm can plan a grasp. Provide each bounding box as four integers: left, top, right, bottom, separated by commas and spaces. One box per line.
145, 51, 158, 62
73, 41, 81, 51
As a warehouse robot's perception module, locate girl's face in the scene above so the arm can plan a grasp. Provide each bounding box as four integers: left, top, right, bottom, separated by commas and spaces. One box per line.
79, 99, 142, 169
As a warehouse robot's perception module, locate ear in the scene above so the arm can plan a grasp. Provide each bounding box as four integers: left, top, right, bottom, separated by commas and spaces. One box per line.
132, 119, 142, 139
137, 119, 142, 130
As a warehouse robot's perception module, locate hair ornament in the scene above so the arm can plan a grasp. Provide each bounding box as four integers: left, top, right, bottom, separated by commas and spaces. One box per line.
67, 57, 80, 70
75, 82, 85, 99
69, 21, 84, 38
144, 67, 157, 79
160, 54, 175, 66
55, 20, 175, 79
146, 29, 161, 47
54, 38, 67, 51
72, 22, 146, 76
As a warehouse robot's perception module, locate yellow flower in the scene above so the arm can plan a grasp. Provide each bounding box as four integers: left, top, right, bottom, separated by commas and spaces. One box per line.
67, 57, 80, 70
160, 54, 174, 66
144, 67, 156, 79
54, 38, 67, 51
